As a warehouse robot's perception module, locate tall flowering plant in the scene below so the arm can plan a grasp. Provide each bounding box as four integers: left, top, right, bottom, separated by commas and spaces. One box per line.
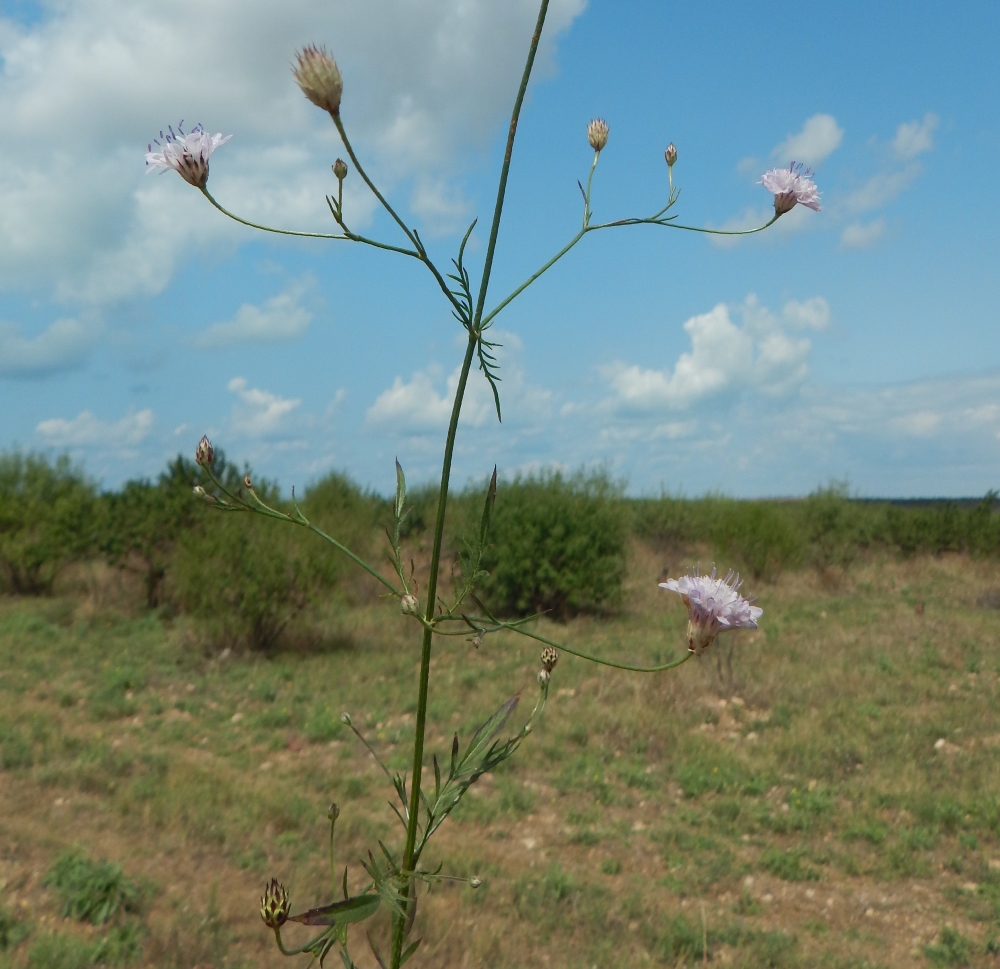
148, 5, 817, 966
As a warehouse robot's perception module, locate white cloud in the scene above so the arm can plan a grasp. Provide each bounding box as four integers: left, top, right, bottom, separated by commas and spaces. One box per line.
36, 409, 154, 448
890, 410, 942, 437
893, 113, 939, 161
782, 297, 830, 330
601, 294, 820, 411
367, 330, 549, 434
0, 0, 585, 306
846, 166, 920, 214
194, 279, 313, 349
0, 317, 100, 377
367, 369, 455, 432
409, 178, 475, 237
227, 376, 302, 437
771, 114, 843, 166
840, 218, 886, 250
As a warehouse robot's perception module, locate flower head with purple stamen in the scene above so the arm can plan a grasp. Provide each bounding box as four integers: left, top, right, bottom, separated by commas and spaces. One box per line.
659, 567, 762, 654
145, 122, 231, 189
759, 162, 821, 216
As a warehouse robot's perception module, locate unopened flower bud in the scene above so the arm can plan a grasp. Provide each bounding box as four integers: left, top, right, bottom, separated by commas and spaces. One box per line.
195, 435, 214, 468
192, 485, 208, 499
260, 878, 290, 929
664, 143, 677, 167
340, 712, 352, 725
333, 158, 348, 181
401, 593, 420, 616
327, 802, 340, 821
537, 669, 551, 687
540, 646, 559, 673
470, 876, 482, 889
587, 118, 609, 152
244, 474, 253, 491
293, 45, 343, 115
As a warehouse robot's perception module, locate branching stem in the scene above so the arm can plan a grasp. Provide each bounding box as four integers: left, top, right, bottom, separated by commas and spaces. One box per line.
390, 5, 551, 967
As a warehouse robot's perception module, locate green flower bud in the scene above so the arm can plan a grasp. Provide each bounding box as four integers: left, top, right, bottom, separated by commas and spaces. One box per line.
260, 878, 290, 929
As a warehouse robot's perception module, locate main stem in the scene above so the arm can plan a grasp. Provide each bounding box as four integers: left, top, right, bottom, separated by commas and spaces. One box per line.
392, 6, 550, 966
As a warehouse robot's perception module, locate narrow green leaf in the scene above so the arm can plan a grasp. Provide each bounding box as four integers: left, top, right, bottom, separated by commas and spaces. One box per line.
367, 931, 388, 969
479, 466, 498, 544
342, 866, 349, 901
288, 893, 380, 927
394, 459, 406, 521
433, 753, 441, 799
463, 695, 520, 768
450, 733, 460, 775
399, 937, 422, 966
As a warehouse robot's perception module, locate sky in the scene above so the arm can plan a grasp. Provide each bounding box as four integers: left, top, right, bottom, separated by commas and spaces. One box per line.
1, 0, 999, 498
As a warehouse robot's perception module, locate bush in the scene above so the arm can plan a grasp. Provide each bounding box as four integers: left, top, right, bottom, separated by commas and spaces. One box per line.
708, 500, 802, 582
479, 470, 628, 618
43, 849, 144, 925
0, 453, 97, 594
170, 509, 314, 652
99, 457, 203, 608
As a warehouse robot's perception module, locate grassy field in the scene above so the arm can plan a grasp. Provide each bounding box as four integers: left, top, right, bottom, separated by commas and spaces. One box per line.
3, 543, 1000, 968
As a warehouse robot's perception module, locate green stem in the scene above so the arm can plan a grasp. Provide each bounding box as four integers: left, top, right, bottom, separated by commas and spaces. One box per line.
503, 624, 696, 673
200, 186, 420, 256
391, 9, 551, 966
331, 117, 464, 316
481, 209, 777, 326
472, 0, 551, 331
589, 213, 780, 235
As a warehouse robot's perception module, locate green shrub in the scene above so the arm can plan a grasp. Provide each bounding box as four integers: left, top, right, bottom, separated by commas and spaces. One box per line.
709, 500, 802, 582
99, 457, 203, 608
0, 901, 29, 949
169, 509, 314, 651
42, 849, 143, 925
479, 470, 628, 618
0, 453, 97, 594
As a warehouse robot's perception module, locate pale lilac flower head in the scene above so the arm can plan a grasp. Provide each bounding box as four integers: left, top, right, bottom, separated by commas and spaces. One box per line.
145, 122, 231, 189
759, 162, 822, 216
659, 567, 762, 654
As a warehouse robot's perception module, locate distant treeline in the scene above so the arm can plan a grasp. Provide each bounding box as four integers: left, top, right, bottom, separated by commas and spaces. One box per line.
1, 451, 997, 649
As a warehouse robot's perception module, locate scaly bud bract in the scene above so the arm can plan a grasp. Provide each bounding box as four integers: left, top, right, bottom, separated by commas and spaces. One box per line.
195, 435, 214, 468
587, 118, 609, 152
260, 878, 290, 929
293, 45, 343, 116
540, 646, 559, 672
401, 593, 420, 616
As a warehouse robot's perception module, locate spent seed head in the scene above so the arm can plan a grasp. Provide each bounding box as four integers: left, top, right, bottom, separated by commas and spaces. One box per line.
293, 45, 343, 115
587, 117, 609, 152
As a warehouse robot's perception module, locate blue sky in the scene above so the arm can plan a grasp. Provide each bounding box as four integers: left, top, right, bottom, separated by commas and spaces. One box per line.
1, 0, 998, 497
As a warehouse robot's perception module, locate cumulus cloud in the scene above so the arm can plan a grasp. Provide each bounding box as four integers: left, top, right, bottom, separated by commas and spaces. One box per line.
36, 409, 154, 448
367, 331, 549, 434
771, 113, 843, 166
0, 0, 585, 306
194, 279, 313, 349
0, 317, 100, 377
846, 167, 920, 214
601, 294, 822, 411
840, 218, 886, 250
893, 113, 939, 161
227, 376, 302, 438
782, 297, 830, 330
